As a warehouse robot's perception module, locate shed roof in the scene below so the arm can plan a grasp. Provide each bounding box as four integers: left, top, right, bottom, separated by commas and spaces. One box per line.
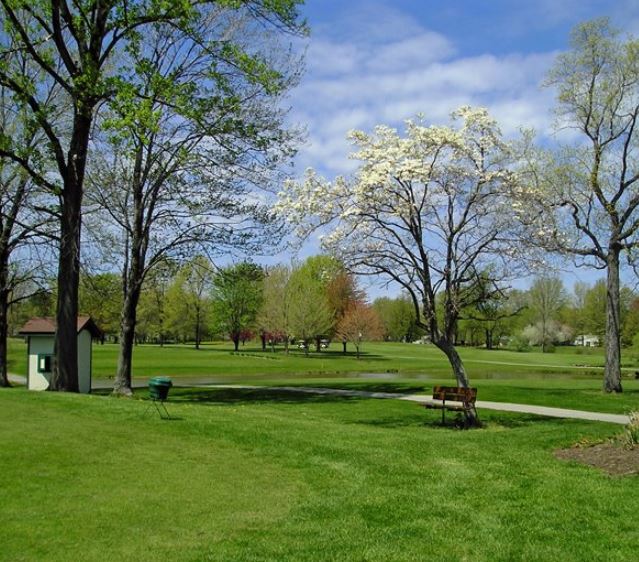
18, 316, 103, 338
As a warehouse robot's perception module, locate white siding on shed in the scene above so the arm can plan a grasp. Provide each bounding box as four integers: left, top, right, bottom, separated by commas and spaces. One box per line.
26, 330, 93, 393
27, 335, 54, 391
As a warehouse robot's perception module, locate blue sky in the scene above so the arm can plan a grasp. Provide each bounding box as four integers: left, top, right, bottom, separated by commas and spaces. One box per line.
290, 0, 639, 177
279, 0, 639, 295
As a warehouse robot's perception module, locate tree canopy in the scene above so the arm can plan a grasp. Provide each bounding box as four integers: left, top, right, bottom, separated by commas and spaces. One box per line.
514, 18, 639, 391
0, 0, 306, 391
278, 106, 519, 417
211, 262, 264, 351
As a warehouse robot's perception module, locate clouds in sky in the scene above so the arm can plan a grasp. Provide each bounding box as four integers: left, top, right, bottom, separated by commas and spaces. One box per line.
290, 1, 638, 177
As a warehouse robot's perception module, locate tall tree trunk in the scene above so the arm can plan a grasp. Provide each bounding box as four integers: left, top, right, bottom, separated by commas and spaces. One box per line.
0, 286, 10, 388
113, 135, 151, 394
435, 339, 480, 427
232, 334, 240, 351
260, 331, 266, 351
113, 286, 142, 396
436, 339, 470, 387
195, 307, 201, 350
0, 173, 29, 388
51, 183, 82, 392
604, 248, 623, 392
51, 110, 93, 392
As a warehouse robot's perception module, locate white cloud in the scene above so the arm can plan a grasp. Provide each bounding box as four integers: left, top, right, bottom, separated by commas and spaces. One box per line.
289, 1, 639, 179
306, 39, 361, 76
366, 32, 455, 71
325, 2, 425, 42
292, 29, 557, 176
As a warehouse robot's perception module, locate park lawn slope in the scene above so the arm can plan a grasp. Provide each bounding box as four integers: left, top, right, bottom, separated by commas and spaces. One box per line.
1, 387, 639, 561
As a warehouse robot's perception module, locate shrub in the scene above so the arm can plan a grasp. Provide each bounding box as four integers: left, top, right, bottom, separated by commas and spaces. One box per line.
623, 411, 639, 448
508, 335, 530, 352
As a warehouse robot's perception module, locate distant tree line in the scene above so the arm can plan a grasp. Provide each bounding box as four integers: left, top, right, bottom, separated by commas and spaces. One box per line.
14, 257, 639, 358
10, 255, 388, 356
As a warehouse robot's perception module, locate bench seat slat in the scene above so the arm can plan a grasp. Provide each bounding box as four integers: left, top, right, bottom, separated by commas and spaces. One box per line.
423, 399, 468, 410
421, 386, 479, 428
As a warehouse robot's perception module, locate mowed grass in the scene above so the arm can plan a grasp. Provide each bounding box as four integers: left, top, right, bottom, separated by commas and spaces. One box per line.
1, 386, 638, 561
8, 338, 639, 414
8, 338, 638, 381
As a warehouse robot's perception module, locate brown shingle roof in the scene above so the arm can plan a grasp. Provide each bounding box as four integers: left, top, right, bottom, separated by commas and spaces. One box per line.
18, 316, 103, 338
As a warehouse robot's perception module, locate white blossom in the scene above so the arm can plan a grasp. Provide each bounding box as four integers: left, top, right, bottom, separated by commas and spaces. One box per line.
276, 106, 523, 351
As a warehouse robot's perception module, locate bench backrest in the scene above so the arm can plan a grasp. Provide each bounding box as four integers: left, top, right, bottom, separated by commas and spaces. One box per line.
432, 385, 477, 404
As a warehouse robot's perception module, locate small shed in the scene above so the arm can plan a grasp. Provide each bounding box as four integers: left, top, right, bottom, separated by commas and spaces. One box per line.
18, 316, 103, 393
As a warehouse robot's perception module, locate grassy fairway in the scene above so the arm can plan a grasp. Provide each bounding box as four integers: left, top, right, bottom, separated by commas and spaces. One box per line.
8, 338, 639, 414
1, 387, 638, 561
7, 338, 636, 381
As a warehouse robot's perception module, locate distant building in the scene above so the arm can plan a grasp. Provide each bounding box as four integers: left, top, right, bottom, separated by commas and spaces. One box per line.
573, 334, 600, 347
18, 316, 103, 393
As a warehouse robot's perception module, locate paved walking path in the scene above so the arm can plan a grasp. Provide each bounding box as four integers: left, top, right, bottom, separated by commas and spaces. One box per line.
211, 384, 631, 425
7, 374, 629, 425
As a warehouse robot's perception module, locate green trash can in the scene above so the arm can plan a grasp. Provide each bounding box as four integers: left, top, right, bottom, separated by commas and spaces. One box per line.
149, 376, 172, 400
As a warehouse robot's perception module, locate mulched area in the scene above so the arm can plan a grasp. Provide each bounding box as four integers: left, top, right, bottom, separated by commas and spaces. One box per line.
555, 442, 639, 476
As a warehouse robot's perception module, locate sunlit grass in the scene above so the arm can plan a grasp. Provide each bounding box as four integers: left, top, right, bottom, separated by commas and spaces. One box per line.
9, 337, 632, 382
1, 386, 637, 561
9, 338, 639, 414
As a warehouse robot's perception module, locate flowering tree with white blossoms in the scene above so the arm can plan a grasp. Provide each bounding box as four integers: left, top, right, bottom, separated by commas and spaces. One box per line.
513, 19, 639, 393
278, 107, 519, 424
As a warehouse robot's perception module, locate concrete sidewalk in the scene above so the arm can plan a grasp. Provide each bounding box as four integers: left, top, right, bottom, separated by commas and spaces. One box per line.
211, 384, 631, 425
7, 374, 630, 425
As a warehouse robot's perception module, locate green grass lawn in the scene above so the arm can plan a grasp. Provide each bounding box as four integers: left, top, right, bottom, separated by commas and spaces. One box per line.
1, 387, 637, 561
9, 338, 639, 415
8, 338, 639, 381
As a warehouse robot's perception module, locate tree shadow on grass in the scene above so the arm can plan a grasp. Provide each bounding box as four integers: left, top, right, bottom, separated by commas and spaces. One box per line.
480, 413, 556, 429
352, 414, 430, 429
289, 382, 427, 394
353, 409, 575, 431
169, 382, 428, 406
169, 387, 366, 405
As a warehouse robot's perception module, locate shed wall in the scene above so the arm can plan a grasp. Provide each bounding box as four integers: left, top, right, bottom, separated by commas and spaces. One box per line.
26, 331, 93, 393
27, 336, 54, 391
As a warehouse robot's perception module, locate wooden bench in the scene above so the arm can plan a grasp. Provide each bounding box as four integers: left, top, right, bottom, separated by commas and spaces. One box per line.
422, 386, 479, 427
